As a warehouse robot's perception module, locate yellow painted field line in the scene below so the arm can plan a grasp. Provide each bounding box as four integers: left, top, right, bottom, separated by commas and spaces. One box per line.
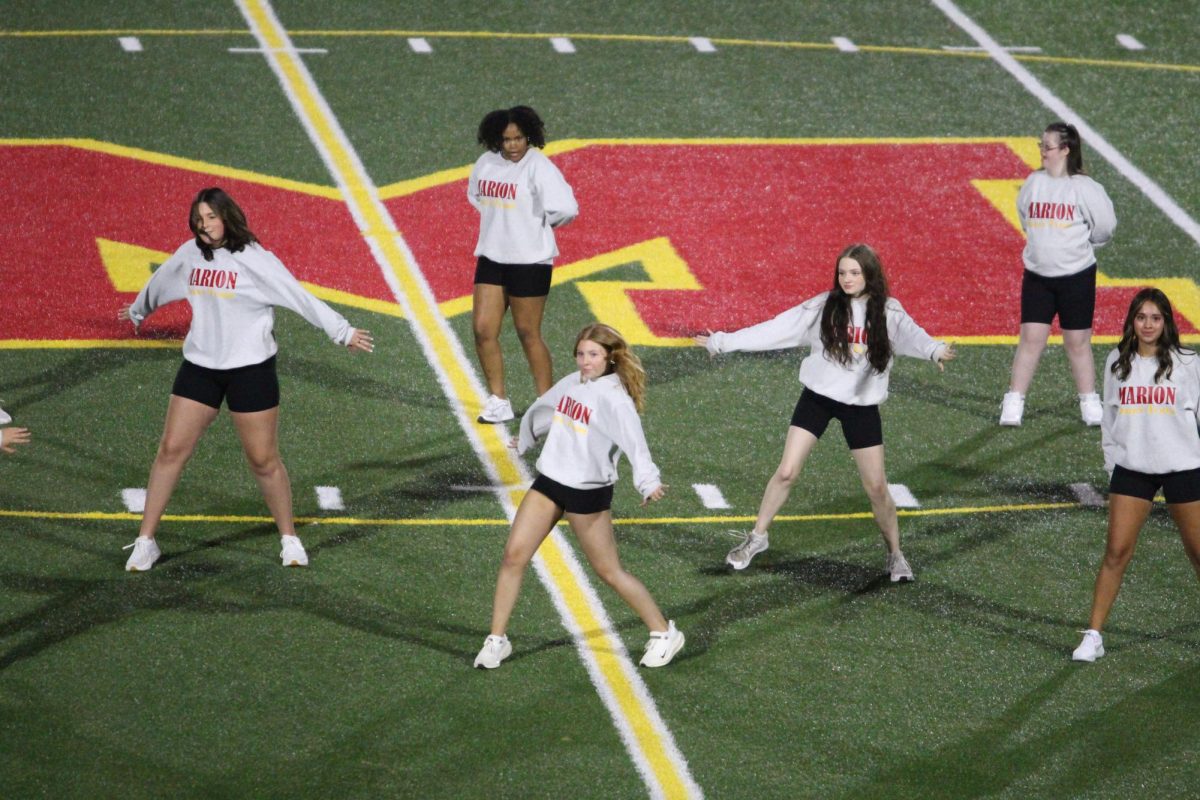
0, 137, 341, 198
1, 27, 1195, 74
0, 500, 1088, 527
234, 2, 700, 796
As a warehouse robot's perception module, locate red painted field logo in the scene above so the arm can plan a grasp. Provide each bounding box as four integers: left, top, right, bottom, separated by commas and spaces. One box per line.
2, 139, 1193, 346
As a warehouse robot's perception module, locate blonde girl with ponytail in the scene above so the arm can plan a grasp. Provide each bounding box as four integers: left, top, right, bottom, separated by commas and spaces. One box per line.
474, 323, 684, 670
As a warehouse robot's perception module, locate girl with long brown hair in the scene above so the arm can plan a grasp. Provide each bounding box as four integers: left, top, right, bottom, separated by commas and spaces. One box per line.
696, 244, 954, 580
1073, 288, 1200, 661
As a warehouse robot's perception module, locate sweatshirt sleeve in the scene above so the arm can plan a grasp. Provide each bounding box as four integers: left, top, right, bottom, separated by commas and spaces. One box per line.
1016, 173, 1034, 234
1100, 352, 1120, 476
517, 376, 571, 454
887, 299, 947, 362
705, 295, 823, 355
533, 155, 578, 229
1078, 177, 1116, 249
127, 243, 190, 325
596, 394, 662, 499
467, 157, 484, 214
244, 247, 355, 346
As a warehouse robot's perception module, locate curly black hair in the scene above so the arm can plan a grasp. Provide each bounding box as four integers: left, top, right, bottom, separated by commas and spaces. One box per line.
477, 106, 547, 151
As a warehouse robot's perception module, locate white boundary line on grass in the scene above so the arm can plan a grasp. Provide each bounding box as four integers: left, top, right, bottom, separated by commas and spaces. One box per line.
932, 0, 1200, 249
234, 2, 701, 798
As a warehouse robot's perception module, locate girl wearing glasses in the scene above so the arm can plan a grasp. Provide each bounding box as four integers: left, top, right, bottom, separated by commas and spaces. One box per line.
999, 121, 1116, 427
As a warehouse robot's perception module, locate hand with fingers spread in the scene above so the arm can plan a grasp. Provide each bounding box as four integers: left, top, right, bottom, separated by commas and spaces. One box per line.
348, 328, 375, 353
1, 427, 31, 454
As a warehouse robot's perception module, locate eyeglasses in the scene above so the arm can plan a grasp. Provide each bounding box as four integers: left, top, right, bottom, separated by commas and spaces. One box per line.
1038, 141, 1066, 152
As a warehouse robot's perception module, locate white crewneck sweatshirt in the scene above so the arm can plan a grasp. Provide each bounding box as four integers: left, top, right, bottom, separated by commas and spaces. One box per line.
704, 292, 947, 406
128, 240, 354, 369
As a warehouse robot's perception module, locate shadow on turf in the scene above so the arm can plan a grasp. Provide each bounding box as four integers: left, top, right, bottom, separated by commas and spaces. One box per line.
842, 659, 1200, 799
684, 549, 1199, 663
0, 522, 491, 673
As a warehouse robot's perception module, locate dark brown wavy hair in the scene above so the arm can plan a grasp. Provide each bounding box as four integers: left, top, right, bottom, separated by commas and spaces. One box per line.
1111, 287, 1189, 383
820, 243, 892, 374
189, 187, 258, 262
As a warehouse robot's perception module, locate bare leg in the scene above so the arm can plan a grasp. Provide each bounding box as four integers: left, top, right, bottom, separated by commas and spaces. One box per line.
489, 491, 563, 635
570, 509, 668, 632
1169, 500, 1200, 581
473, 283, 509, 397
1062, 328, 1096, 394
231, 406, 294, 536
1009, 322, 1052, 395
509, 294, 553, 395
752, 426, 820, 534
139, 395, 220, 538
850, 445, 900, 553
1087, 493, 1153, 631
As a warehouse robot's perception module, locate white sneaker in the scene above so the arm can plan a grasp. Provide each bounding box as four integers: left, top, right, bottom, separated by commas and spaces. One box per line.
887, 550, 914, 583
0, 405, 10, 425
726, 531, 768, 570
999, 392, 1024, 426
1079, 393, 1102, 426
477, 394, 514, 424
1072, 629, 1104, 662
639, 621, 685, 668
474, 634, 512, 669
123, 536, 161, 572
280, 535, 309, 567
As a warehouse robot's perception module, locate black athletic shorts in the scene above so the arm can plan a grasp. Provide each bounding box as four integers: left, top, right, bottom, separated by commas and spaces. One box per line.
789, 388, 883, 450
530, 473, 614, 514
474, 256, 553, 298
1020, 264, 1097, 329
171, 356, 280, 413
1109, 464, 1200, 504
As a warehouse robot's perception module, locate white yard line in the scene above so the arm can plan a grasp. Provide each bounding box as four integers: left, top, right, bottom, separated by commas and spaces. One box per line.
120, 488, 146, 513
314, 486, 345, 511
692, 483, 730, 509
1115, 34, 1145, 51
888, 484, 920, 509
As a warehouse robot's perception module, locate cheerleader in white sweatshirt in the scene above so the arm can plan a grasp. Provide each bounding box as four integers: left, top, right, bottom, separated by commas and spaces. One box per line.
474, 323, 684, 670
118, 188, 374, 572
696, 244, 954, 580
468, 106, 578, 425
1072, 288, 1200, 662
1000, 121, 1117, 427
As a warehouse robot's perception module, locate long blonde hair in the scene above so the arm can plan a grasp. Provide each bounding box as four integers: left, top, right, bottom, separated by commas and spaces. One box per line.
575, 323, 647, 412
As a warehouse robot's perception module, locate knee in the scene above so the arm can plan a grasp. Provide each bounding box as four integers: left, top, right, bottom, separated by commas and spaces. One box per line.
861, 477, 890, 503
774, 465, 800, 487
500, 546, 530, 573
244, 450, 281, 477
1065, 339, 1093, 358
156, 437, 195, 466
1102, 544, 1134, 570
593, 563, 625, 588
514, 324, 543, 346
474, 326, 498, 347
